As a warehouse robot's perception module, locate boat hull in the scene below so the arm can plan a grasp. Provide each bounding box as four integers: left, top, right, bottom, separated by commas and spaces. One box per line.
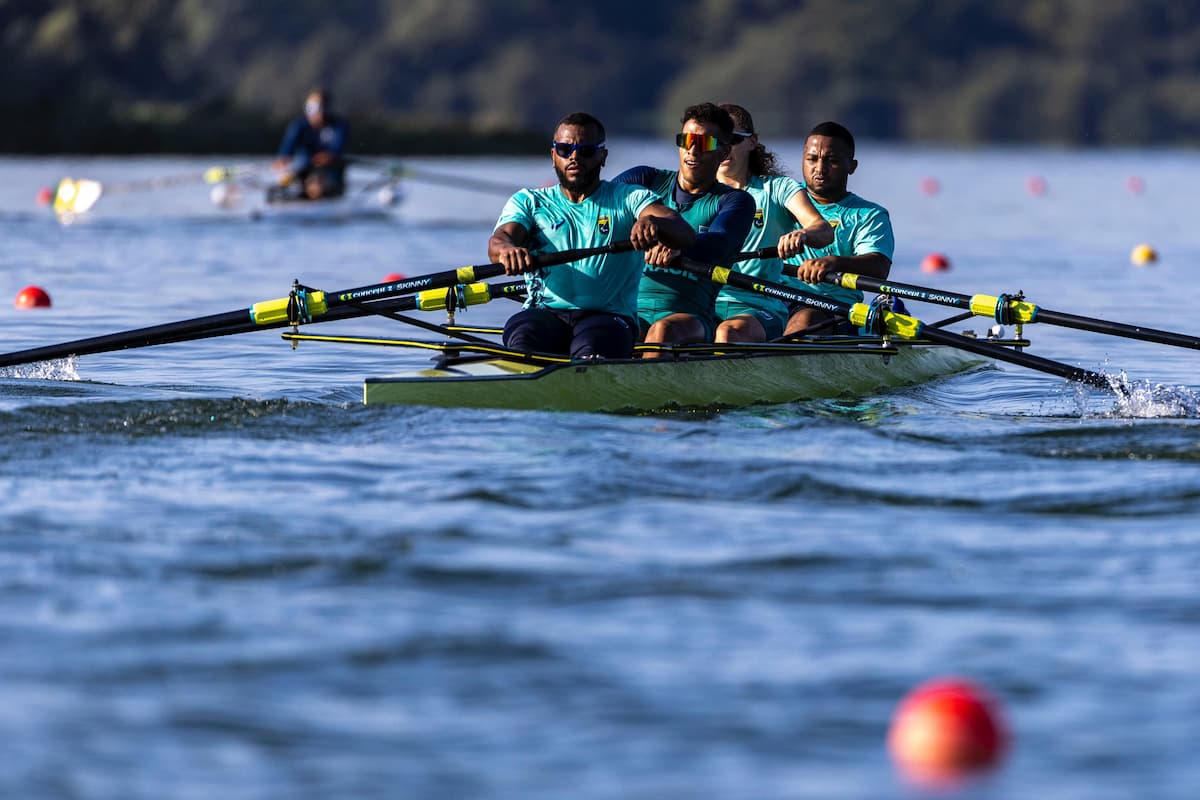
362, 343, 985, 412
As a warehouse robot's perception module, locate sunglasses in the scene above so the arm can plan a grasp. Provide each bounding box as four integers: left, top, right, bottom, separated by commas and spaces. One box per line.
552, 141, 606, 159
675, 132, 725, 152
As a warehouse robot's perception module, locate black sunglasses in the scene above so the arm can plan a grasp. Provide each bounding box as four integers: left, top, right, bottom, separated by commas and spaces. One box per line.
552, 141, 606, 159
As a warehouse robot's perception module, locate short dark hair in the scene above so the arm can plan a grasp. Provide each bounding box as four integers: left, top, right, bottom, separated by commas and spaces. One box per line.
681, 103, 735, 142
556, 112, 606, 141
809, 121, 855, 158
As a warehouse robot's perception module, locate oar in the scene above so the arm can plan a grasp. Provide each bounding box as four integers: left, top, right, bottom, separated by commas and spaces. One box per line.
346, 158, 517, 196
0, 245, 629, 369
133, 280, 527, 351
740, 245, 1200, 352
51, 165, 268, 215
679, 258, 1117, 391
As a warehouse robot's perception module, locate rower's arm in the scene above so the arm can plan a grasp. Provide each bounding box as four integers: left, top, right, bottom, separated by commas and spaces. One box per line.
488, 221, 534, 275
633, 201, 695, 252
790, 251, 892, 284
782, 190, 834, 249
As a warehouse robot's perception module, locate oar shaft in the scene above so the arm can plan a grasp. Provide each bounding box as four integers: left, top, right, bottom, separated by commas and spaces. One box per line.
0, 308, 250, 368
0, 244, 631, 369
680, 258, 1115, 391
1033, 308, 1200, 350
813, 268, 1200, 352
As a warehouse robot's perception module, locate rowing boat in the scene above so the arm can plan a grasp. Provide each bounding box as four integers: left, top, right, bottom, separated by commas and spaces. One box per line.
358, 339, 989, 413
1, 242, 1167, 415
212, 181, 404, 222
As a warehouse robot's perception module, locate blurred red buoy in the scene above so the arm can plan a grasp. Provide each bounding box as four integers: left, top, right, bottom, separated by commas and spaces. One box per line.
888, 678, 1008, 786
382, 272, 406, 282
918, 176, 941, 196
1026, 175, 1047, 196
15, 285, 52, 309
36, 187, 54, 207
921, 253, 950, 273
1126, 175, 1146, 195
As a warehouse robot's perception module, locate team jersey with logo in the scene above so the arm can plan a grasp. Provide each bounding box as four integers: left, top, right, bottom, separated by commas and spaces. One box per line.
495, 181, 658, 318
781, 191, 894, 305
613, 166, 755, 326
716, 173, 805, 318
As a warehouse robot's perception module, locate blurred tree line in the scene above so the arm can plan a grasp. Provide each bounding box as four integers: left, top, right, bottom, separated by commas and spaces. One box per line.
2, 0, 1198, 154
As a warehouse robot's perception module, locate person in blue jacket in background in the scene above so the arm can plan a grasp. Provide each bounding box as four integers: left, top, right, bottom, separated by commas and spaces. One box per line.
272, 88, 348, 200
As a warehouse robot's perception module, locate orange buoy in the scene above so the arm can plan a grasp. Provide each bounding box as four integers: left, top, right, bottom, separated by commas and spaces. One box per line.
1130, 243, 1158, 266
1026, 175, 1047, 196
918, 176, 941, 196
888, 678, 1008, 786
921, 253, 950, 273
36, 187, 54, 207
1126, 175, 1146, 195
15, 286, 52, 309
382, 272, 406, 282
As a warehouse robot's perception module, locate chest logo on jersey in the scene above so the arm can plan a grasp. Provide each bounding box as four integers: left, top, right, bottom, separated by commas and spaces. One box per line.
597, 215, 610, 235
753, 208, 764, 229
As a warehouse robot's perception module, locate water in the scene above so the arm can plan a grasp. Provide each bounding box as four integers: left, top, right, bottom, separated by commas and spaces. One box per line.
2, 145, 1199, 799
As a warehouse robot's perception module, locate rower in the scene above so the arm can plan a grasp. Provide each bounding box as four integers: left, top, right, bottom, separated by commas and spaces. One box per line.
781, 121, 895, 336
272, 87, 349, 201
489, 112, 694, 359
713, 103, 835, 344
613, 103, 756, 355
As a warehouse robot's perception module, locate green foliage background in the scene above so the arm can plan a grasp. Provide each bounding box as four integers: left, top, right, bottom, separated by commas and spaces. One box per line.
3, 0, 1199, 153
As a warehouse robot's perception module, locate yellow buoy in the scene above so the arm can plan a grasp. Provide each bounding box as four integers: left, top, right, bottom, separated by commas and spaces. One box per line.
1130, 243, 1158, 266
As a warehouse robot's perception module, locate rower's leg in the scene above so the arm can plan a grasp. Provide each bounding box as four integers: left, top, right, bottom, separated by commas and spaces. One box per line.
783, 307, 839, 337
569, 313, 636, 359
641, 313, 709, 359
503, 308, 571, 355
715, 314, 767, 344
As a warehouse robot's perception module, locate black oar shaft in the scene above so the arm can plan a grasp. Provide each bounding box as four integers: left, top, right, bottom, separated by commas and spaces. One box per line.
0, 244, 632, 369
0, 308, 250, 368
1033, 308, 1200, 350
681, 258, 1115, 391
811, 269, 1200, 352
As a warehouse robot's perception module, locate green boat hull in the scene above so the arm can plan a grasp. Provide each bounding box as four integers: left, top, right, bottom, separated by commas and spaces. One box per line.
362, 342, 986, 413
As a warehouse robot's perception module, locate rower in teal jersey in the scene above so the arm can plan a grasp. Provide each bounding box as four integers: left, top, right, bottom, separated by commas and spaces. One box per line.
490, 112, 694, 359
613, 103, 755, 354
713, 103, 834, 343
781, 121, 895, 336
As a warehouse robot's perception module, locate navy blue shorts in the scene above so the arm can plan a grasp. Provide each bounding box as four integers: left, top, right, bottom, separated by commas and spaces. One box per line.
503, 307, 637, 359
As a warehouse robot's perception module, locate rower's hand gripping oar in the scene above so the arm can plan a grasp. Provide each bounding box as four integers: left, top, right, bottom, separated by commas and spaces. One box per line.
741, 245, 1200, 352
0, 243, 633, 370
681, 257, 1118, 392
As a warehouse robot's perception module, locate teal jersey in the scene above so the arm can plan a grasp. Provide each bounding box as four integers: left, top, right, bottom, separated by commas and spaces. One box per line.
716, 174, 805, 318
781, 191, 894, 306
495, 181, 657, 318
613, 167, 755, 326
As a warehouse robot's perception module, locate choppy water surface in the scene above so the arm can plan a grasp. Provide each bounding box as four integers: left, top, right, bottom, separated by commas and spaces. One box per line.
2, 148, 1199, 799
